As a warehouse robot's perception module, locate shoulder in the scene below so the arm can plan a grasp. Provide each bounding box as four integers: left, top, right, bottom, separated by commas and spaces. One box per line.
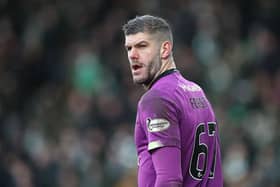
137, 88, 178, 117
140, 88, 172, 106
141, 74, 179, 103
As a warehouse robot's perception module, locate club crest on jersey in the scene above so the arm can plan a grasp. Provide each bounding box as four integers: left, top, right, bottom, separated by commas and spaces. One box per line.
146, 118, 170, 132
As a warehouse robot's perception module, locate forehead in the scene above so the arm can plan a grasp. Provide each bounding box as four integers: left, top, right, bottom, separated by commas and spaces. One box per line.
125, 32, 154, 46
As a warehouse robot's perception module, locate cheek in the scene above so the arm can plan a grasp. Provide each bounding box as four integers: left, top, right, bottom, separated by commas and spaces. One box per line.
150, 51, 161, 66
144, 50, 159, 63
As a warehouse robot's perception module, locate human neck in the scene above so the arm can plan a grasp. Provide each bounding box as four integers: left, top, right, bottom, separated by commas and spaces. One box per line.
143, 58, 176, 90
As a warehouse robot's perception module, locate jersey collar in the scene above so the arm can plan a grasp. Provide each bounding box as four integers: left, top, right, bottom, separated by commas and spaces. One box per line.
147, 68, 178, 89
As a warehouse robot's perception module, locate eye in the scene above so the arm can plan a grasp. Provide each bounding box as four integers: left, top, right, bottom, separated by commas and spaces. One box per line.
126, 46, 132, 51
137, 43, 147, 48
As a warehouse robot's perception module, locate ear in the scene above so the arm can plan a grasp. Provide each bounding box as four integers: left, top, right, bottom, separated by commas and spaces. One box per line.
160, 41, 172, 59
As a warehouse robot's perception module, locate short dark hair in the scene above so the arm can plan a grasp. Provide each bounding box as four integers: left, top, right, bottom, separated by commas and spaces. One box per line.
122, 15, 173, 43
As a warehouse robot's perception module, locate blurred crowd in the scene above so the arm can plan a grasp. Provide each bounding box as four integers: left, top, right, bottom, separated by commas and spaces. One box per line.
0, 0, 279, 187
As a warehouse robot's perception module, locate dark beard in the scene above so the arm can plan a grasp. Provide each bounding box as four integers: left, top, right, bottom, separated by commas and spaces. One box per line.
133, 74, 153, 86
142, 76, 154, 86
142, 54, 162, 87
133, 49, 161, 86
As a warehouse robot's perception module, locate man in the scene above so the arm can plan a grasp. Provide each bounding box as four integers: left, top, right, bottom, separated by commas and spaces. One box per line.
122, 15, 223, 187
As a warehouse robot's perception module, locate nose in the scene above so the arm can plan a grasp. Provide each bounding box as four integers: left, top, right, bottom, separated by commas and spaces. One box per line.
129, 47, 139, 60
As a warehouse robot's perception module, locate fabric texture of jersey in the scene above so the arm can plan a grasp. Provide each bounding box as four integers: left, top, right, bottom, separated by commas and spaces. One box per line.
134, 70, 223, 187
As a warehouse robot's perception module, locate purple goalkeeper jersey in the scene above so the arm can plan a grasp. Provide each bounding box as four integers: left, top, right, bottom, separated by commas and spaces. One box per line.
135, 69, 223, 187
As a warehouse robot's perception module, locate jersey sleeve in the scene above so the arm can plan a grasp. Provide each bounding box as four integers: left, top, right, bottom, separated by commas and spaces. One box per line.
152, 146, 183, 187
138, 90, 181, 151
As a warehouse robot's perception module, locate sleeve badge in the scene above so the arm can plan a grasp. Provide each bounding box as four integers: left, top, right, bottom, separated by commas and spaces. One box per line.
146, 118, 170, 132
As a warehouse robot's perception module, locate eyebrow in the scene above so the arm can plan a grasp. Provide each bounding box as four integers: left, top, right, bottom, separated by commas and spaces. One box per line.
125, 40, 149, 48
